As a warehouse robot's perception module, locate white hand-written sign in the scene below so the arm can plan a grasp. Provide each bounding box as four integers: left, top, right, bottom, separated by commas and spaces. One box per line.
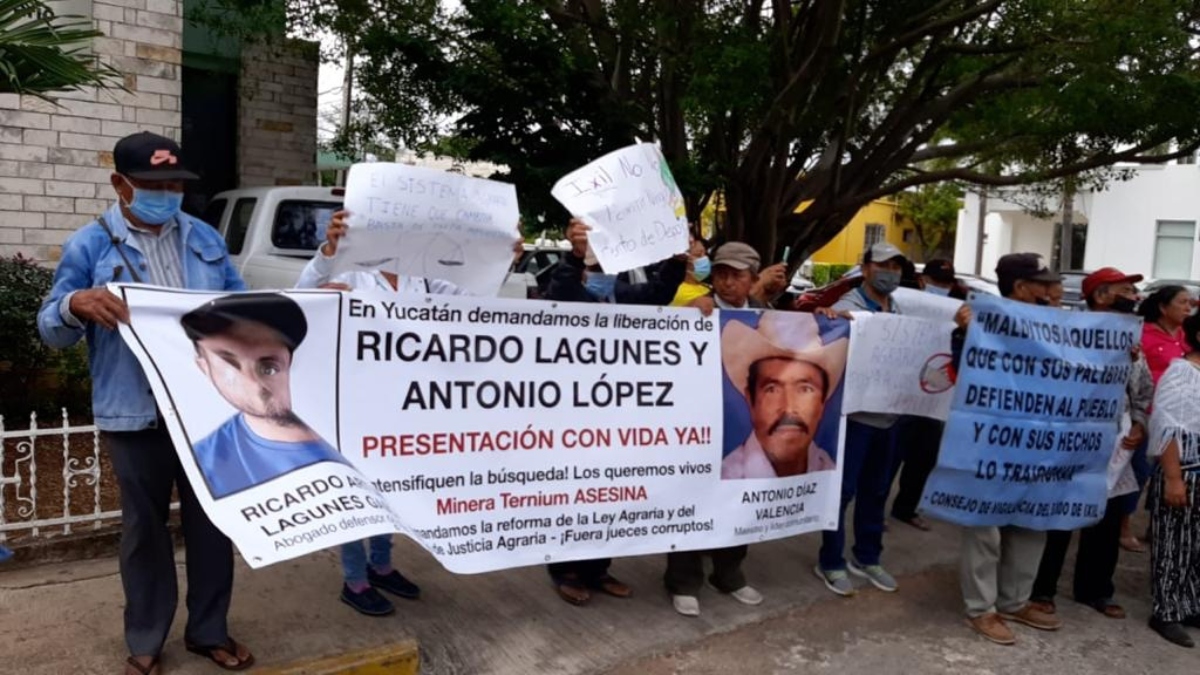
551, 143, 689, 274
844, 313, 956, 421
337, 163, 520, 296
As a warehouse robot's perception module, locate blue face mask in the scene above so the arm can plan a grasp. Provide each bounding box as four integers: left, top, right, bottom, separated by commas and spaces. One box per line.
123, 178, 183, 225
925, 284, 951, 296
692, 256, 711, 282
584, 272, 618, 302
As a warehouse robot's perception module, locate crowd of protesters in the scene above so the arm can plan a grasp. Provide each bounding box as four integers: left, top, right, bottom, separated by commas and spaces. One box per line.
23, 132, 1200, 675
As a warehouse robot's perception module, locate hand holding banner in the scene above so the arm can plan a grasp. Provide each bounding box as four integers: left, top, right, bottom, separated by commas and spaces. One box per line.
336, 163, 521, 295
552, 143, 689, 274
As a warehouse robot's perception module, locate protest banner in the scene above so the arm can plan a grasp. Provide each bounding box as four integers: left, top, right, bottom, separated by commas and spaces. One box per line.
920, 294, 1139, 529
336, 163, 521, 296
551, 143, 689, 274
843, 314, 955, 421
117, 286, 849, 572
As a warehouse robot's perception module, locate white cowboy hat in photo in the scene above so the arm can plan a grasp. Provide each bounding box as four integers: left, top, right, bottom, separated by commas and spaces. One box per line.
721, 312, 848, 401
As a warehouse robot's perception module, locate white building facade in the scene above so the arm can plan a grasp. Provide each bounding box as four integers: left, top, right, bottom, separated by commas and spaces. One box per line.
954, 163, 1200, 282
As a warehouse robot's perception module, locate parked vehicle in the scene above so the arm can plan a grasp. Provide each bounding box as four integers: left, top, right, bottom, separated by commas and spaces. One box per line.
1142, 278, 1200, 298
1058, 270, 1090, 310
204, 186, 528, 297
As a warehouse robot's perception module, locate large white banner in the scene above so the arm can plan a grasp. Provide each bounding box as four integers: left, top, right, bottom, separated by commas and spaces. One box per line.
336, 163, 521, 296
551, 143, 689, 274
117, 286, 853, 572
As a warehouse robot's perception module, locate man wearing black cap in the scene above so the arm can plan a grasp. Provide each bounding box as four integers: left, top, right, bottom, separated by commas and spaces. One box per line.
952, 252, 1063, 646
37, 132, 254, 674
182, 293, 346, 498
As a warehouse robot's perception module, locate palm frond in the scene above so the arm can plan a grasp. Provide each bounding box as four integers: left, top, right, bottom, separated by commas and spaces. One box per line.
0, 0, 121, 99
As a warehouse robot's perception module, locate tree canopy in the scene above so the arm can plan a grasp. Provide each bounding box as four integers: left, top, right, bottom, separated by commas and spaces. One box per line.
209, 0, 1200, 264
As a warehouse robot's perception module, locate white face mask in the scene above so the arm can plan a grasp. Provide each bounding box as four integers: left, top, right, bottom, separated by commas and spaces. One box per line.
926, 284, 951, 296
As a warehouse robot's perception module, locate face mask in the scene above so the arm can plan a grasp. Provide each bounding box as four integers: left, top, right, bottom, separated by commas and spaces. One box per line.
692, 256, 711, 282
1111, 296, 1138, 314
122, 177, 183, 225
926, 284, 951, 296
584, 272, 618, 302
870, 270, 901, 295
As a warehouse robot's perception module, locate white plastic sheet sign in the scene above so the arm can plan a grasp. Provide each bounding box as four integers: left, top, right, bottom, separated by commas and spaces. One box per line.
551, 143, 689, 273
336, 163, 520, 296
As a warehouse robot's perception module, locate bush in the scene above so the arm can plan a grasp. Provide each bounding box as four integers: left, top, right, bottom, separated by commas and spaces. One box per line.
811, 263, 831, 286
830, 263, 854, 280
0, 255, 91, 422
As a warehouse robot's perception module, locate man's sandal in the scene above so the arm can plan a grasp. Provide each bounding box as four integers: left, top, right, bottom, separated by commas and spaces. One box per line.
590, 574, 633, 599
185, 637, 256, 671
554, 574, 591, 606
124, 655, 160, 675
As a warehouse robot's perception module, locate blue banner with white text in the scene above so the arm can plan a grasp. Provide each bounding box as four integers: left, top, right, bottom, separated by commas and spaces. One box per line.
920, 294, 1139, 530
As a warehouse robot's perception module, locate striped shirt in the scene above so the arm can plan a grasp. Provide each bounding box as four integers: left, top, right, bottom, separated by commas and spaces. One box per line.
126, 218, 184, 288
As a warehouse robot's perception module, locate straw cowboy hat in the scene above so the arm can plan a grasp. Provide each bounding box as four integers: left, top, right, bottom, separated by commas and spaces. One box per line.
722, 313, 848, 402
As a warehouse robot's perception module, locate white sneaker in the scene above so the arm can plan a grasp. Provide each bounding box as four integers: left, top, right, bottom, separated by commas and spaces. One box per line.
672, 594, 700, 616
729, 585, 764, 606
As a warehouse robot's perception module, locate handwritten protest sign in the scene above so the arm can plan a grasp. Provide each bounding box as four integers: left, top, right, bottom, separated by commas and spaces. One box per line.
336, 163, 520, 296
551, 143, 689, 274
920, 294, 1138, 529
844, 314, 955, 421
117, 286, 849, 572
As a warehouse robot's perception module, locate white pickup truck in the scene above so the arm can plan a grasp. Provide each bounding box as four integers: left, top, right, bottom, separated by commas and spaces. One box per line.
200, 186, 539, 296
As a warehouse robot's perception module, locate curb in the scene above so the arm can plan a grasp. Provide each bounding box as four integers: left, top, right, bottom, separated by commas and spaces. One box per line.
251, 640, 420, 674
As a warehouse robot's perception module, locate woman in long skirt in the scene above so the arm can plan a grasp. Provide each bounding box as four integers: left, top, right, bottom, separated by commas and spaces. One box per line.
1147, 311, 1200, 648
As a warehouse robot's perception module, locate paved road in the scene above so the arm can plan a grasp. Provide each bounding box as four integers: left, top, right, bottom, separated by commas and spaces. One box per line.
0, 510, 1190, 674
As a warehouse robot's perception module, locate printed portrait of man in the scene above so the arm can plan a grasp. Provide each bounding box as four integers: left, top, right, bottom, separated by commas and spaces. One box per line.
181, 292, 347, 498
721, 313, 848, 479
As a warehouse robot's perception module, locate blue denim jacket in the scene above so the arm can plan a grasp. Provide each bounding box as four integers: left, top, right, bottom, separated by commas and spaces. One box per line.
37, 203, 245, 432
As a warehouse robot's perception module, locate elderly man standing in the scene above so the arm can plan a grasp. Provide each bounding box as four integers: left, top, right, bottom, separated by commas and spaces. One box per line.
814, 242, 906, 597
1029, 267, 1153, 621
38, 132, 253, 675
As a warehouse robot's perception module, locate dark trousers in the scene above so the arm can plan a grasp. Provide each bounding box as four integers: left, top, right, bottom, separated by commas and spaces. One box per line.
664, 546, 748, 595
890, 416, 944, 521
819, 420, 897, 571
547, 558, 612, 584
107, 425, 233, 657
1032, 496, 1123, 604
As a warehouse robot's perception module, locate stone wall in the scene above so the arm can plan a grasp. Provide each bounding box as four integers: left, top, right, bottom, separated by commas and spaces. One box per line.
237, 40, 318, 188
0, 0, 183, 261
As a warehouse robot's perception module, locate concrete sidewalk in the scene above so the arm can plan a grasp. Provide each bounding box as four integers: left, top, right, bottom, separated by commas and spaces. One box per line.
0, 513, 1173, 675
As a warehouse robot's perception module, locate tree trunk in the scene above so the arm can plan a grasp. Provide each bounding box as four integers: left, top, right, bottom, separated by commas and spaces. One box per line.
1058, 181, 1075, 272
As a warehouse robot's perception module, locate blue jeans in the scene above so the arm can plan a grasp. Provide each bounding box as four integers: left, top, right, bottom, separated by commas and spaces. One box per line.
340, 535, 393, 584
820, 419, 897, 571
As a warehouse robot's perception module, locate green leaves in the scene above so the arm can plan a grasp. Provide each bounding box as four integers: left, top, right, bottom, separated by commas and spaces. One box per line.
0, 0, 119, 98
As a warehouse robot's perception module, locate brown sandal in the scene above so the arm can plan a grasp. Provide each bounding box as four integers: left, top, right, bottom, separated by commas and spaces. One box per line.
185, 637, 256, 671
591, 574, 633, 599
554, 573, 591, 606
124, 655, 160, 675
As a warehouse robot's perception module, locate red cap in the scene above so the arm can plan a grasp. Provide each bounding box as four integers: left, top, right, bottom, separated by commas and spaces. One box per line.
1082, 267, 1144, 299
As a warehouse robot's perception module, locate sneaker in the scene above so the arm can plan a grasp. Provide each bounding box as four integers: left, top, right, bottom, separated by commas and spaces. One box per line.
672, 595, 700, 617
1150, 617, 1196, 648
846, 560, 898, 592
1001, 604, 1062, 631
728, 585, 764, 606
967, 613, 1016, 645
368, 568, 421, 600
813, 565, 856, 596
340, 584, 395, 617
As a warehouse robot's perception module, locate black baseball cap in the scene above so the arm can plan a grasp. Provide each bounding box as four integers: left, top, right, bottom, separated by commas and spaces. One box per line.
995, 253, 1061, 284
114, 131, 199, 181
181, 293, 308, 352
923, 259, 957, 284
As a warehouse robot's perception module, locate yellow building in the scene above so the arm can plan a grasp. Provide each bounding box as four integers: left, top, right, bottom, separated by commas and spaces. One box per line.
808, 197, 915, 265
701, 196, 917, 265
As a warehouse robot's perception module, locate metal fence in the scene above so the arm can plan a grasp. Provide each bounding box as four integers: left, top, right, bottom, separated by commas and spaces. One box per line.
0, 409, 119, 543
